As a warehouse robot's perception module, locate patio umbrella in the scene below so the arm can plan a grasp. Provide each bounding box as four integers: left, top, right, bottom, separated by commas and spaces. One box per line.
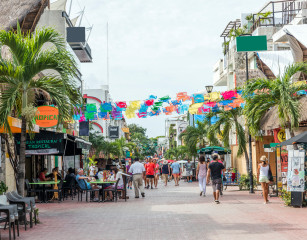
197, 146, 231, 154
167, 160, 174, 163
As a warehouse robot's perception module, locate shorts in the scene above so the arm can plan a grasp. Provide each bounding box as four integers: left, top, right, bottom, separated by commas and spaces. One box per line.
186, 170, 192, 176
162, 174, 168, 181
212, 178, 222, 192
146, 175, 154, 179
173, 173, 179, 178
259, 176, 270, 183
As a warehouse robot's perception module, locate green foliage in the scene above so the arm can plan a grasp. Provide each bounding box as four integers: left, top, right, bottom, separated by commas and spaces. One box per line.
128, 124, 158, 157
0, 181, 8, 194
209, 108, 246, 157
0, 25, 82, 133
280, 189, 291, 206
179, 120, 219, 159
238, 174, 257, 191
34, 208, 41, 224
88, 155, 98, 166
243, 63, 307, 137
164, 145, 190, 160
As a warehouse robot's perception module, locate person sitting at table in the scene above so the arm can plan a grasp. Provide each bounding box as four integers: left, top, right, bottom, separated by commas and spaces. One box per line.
63, 168, 76, 189
39, 168, 51, 181
109, 169, 117, 181
76, 168, 99, 201
46, 167, 62, 180
105, 168, 124, 200
96, 168, 104, 179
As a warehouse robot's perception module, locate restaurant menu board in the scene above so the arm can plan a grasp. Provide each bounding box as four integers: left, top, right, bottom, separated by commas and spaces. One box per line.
287, 150, 305, 192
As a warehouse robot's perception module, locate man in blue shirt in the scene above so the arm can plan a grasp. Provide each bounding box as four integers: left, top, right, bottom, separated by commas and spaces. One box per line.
171, 160, 181, 186
76, 168, 99, 201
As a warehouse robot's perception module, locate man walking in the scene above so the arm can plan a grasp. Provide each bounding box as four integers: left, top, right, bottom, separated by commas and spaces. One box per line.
129, 158, 146, 198
171, 160, 181, 186
145, 158, 155, 189
185, 159, 193, 182
207, 154, 225, 204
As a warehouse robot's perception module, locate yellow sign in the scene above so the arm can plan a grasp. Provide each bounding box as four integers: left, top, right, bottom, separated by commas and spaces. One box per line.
277, 129, 286, 142
122, 127, 130, 133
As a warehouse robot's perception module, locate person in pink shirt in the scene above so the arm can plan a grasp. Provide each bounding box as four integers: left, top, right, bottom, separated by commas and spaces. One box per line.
153, 159, 160, 188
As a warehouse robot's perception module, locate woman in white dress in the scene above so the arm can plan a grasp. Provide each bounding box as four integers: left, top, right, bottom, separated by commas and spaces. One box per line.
257, 155, 272, 204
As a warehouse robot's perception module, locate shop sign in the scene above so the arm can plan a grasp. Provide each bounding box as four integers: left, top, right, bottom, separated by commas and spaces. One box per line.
236, 35, 267, 52
109, 126, 119, 139
35, 106, 59, 128
273, 128, 286, 143
287, 150, 305, 193
281, 151, 288, 172
15, 131, 64, 155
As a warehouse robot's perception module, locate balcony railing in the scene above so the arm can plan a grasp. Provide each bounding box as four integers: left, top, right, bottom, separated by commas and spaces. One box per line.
250, 0, 303, 33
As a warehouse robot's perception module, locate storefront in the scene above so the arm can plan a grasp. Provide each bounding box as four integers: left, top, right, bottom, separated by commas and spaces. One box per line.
14, 130, 91, 180
278, 132, 307, 207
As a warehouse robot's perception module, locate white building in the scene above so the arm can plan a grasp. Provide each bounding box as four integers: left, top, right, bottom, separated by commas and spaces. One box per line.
83, 86, 128, 140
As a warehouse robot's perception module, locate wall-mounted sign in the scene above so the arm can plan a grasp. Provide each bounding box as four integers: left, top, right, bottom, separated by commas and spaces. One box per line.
236, 35, 267, 52
15, 130, 64, 155
35, 106, 59, 128
109, 126, 119, 139
273, 128, 286, 143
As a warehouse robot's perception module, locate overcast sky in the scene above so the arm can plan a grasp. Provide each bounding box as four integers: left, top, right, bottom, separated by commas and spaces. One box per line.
65, 0, 269, 137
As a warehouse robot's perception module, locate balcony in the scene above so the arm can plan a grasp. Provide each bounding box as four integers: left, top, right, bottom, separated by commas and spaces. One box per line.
250, 1, 303, 33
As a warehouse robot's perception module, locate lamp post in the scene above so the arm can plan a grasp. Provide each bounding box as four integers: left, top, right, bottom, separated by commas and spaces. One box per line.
205, 85, 214, 127
205, 85, 213, 94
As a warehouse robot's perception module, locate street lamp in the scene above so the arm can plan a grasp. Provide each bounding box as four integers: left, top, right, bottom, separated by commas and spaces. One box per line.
205, 85, 213, 94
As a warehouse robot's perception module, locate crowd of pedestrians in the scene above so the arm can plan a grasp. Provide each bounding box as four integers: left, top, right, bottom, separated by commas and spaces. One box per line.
127, 154, 228, 204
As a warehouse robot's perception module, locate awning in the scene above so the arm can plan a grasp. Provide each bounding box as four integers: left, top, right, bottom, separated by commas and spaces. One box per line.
0, 116, 39, 133
279, 131, 307, 146
257, 50, 293, 77
15, 130, 92, 156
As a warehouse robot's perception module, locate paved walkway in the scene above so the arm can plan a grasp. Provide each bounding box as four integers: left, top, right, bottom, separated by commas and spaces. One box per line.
5, 180, 307, 240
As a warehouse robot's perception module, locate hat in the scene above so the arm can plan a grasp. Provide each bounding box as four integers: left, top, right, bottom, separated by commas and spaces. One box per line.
260, 155, 267, 162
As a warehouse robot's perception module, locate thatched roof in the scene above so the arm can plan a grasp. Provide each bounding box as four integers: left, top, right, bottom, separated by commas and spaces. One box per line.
260, 96, 307, 131
0, 0, 49, 33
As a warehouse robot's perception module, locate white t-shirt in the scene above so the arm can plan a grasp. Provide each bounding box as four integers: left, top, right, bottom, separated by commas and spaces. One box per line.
89, 166, 95, 176
116, 172, 124, 186
97, 171, 104, 179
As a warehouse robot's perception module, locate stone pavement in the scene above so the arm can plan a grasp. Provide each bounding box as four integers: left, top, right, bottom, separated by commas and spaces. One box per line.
4, 180, 307, 240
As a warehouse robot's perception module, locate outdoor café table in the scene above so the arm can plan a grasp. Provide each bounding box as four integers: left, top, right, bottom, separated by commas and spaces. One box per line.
29, 181, 61, 203
89, 180, 116, 201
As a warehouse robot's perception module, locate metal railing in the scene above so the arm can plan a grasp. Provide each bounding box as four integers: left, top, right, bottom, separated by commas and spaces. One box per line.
250, 0, 303, 33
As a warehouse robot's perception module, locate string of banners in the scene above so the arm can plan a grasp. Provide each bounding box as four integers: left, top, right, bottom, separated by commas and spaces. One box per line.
73, 90, 249, 121
74, 88, 307, 121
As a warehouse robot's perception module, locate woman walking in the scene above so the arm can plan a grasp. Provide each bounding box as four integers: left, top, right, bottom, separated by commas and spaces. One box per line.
196, 156, 208, 197
161, 159, 170, 186
257, 155, 271, 204
153, 159, 160, 188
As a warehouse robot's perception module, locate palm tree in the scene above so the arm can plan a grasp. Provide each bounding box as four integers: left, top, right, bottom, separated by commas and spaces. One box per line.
243, 63, 307, 140
179, 120, 218, 150
113, 137, 136, 159
209, 108, 249, 172
0, 25, 81, 195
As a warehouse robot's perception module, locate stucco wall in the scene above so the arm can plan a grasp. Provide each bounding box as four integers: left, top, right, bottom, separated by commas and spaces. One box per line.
5, 157, 16, 192
231, 136, 276, 177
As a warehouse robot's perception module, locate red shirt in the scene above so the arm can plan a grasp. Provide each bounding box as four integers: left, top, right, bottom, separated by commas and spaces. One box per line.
39, 172, 46, 181
145, 162, 155, 175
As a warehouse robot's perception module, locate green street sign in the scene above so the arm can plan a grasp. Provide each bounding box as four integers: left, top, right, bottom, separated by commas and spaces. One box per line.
236, 35, 267, 52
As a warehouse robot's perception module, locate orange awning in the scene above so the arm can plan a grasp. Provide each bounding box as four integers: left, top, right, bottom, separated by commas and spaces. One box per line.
0, 116, 39, 133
